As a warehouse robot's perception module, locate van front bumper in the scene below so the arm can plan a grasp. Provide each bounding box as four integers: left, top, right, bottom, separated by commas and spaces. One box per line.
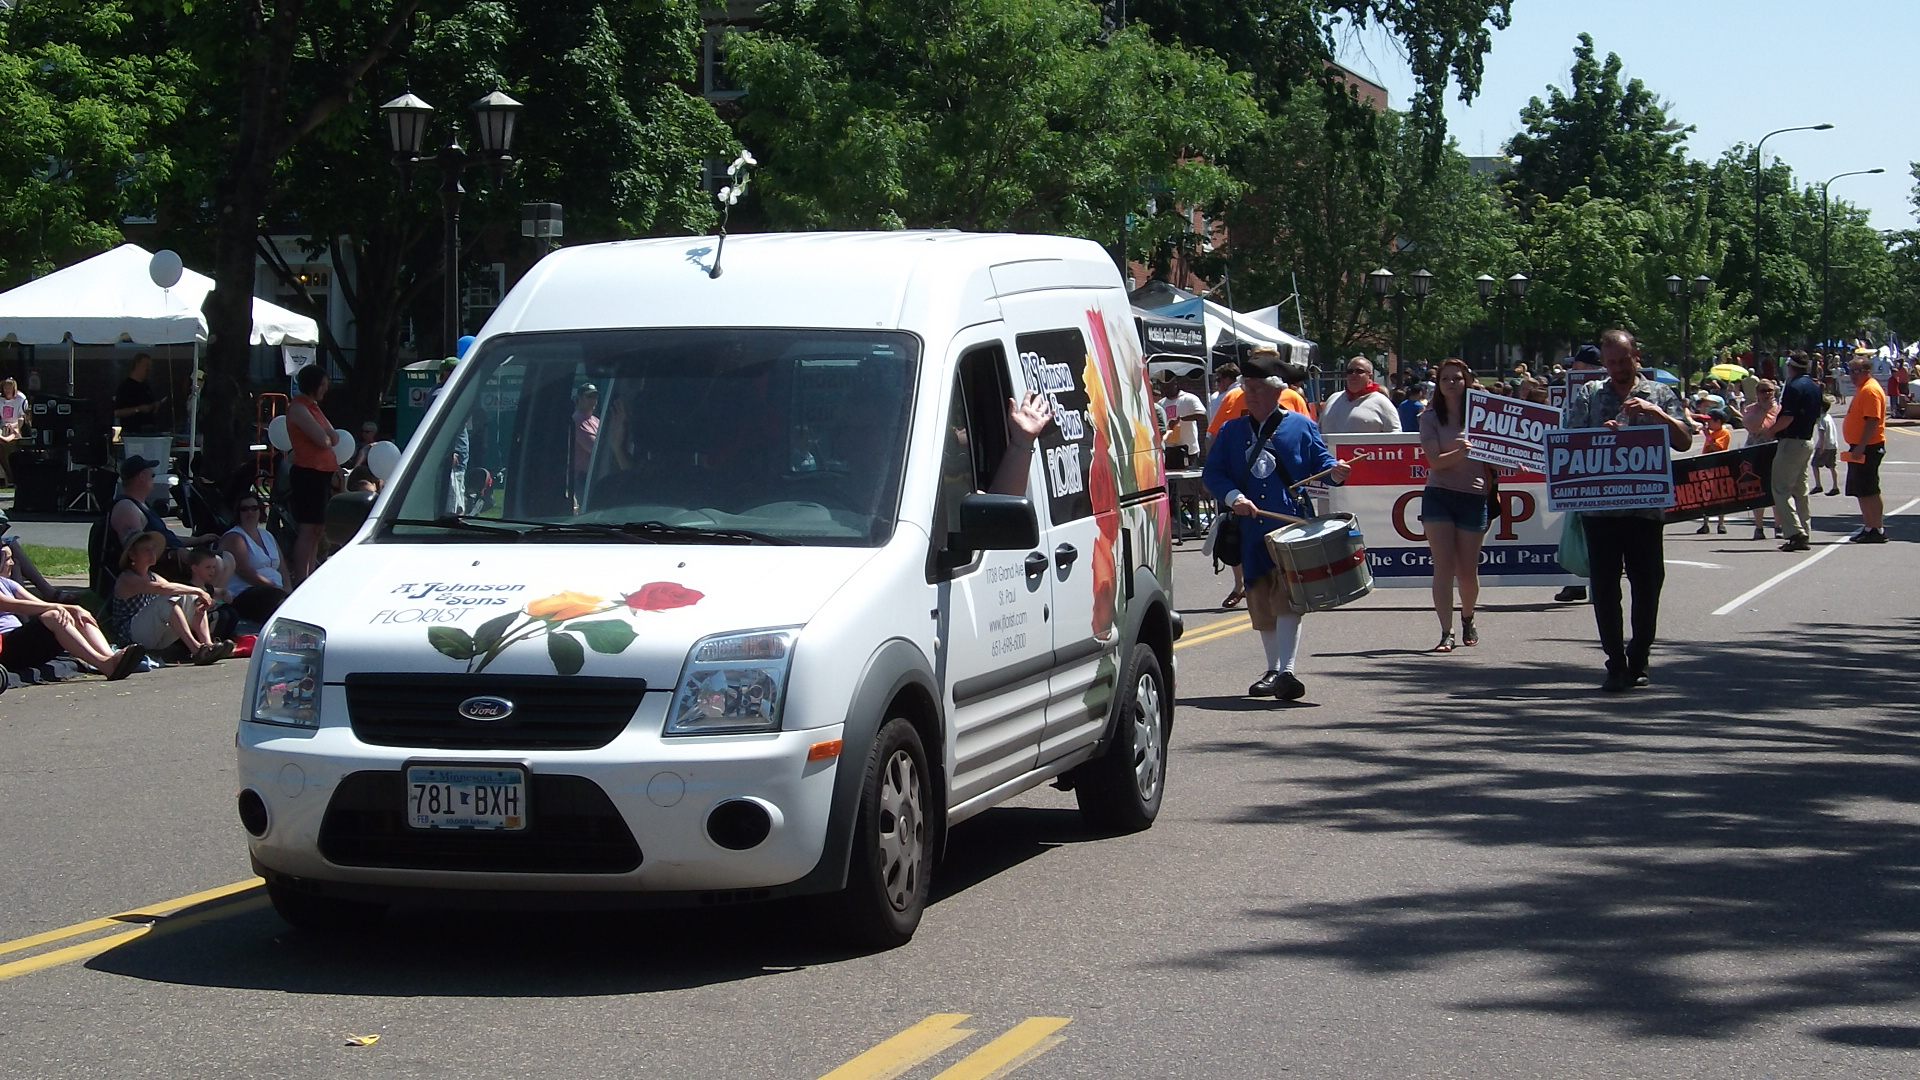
239, 707, 845, 899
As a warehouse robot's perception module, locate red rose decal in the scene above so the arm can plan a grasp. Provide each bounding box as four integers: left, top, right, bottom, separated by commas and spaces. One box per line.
625, 582, 705, 611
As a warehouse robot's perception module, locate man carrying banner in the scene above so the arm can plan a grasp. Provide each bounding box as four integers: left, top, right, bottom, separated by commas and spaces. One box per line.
1203, 350, 1352, 701
1564, 330, 1695, 692
1766, 354, 1822, 551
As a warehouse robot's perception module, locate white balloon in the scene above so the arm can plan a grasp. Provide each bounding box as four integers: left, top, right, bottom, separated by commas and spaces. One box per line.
366, 440, 401, 481
332, 429, 354, 466
267, 414, 292, 452
148, 249, 184, 289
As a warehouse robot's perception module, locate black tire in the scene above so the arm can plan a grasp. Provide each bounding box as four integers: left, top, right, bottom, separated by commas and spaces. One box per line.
1075, 643, 1170, 832
830, 718, 932, 950
265, 882, 387, 932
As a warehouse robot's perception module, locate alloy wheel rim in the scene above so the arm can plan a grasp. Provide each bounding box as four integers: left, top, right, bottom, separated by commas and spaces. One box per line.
1133, 671, 1163, 801
876, 748, 923, 912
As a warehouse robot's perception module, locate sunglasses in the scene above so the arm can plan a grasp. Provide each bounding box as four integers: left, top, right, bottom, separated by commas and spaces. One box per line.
1345, 368, 1369, 375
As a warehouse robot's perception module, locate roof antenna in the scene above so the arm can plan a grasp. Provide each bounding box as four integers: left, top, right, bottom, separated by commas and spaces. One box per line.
710, 149, 755, 279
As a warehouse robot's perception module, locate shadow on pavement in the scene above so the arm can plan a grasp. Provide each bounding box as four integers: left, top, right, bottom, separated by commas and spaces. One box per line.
85, 806, 1103, 996
1168, 617, 1920, 1041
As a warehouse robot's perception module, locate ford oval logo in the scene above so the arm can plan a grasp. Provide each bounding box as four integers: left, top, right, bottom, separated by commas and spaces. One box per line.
458, 696, 515, 722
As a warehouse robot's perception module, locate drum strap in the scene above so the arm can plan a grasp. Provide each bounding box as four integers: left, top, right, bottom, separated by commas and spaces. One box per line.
1284, 548, 1367, 585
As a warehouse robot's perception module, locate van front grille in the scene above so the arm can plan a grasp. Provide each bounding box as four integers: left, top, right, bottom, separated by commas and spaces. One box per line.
344, 673, 648, 750
318, 771, 642, 874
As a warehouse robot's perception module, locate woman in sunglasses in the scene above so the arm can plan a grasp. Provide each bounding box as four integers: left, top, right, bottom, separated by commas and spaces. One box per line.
219, 496, 290, 624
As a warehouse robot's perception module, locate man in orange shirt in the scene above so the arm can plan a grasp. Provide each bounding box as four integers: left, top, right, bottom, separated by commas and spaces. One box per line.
1843, 356, 1888, 543
1207, 363, 1245, 437
1278, 361, 1313, 416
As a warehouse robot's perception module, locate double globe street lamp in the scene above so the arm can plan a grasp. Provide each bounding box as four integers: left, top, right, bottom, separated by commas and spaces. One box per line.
381, 89, 524, 358
1367, 267, 1431, 380
1664, 273, 1713, 383
1475, 272, 1529, 373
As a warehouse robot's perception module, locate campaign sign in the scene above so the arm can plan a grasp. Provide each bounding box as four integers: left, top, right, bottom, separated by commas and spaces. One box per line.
1547, 383, 1568, 411
1463, 389, 1562, 472
1313, 434, 1576, 588
1662, 442, 1777, 523
1545, 427, 1675, 513
1566, 369, 1609, 394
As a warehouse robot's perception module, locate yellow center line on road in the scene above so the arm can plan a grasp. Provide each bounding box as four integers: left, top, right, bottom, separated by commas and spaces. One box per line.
928, 1017, 1071, 1080
1174, 616, 1251, 651
0, 877, 264, 982
817, 1014, 978, 1080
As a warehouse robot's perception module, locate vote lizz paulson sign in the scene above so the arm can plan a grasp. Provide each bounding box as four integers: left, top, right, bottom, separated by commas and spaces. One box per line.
1662, 442, 1777, 523
1544, 426, 1675, 513
1464, 389, 1561, 472
1312, 434, 1577, 588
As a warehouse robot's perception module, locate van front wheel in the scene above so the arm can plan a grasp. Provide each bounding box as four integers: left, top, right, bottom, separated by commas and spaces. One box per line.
1075, 643, 1169, 832
831, 718, 931, 949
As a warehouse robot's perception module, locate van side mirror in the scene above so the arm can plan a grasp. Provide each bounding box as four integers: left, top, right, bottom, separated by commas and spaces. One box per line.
325, 490, 377, 547
956, 493, 1037, 552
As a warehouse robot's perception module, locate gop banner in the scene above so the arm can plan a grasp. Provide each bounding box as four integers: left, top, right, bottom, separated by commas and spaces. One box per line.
1661, 442, 1777, 523
1464, 389, 1561, 471
1311, 434, 1576, 588
1545, 426, 1675, 513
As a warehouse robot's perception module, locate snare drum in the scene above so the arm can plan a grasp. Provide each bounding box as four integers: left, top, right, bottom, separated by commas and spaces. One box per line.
1265, 513, 1372, 612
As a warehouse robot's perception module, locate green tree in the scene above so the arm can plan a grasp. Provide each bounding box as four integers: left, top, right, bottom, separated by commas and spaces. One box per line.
1501, 33, 1693, 213
1884, 162, 1920, 342
726, 0, 1258, 243
0, 1, 188, 286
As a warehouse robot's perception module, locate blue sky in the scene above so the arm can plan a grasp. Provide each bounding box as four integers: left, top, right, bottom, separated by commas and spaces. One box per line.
1333, 0, 1917, 230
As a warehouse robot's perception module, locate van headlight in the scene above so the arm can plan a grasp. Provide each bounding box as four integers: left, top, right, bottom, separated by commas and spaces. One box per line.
665, 628, 798, 736
251, 619, 325, 728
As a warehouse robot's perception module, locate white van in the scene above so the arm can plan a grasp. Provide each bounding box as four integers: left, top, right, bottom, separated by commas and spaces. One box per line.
237, 232, 1180, 946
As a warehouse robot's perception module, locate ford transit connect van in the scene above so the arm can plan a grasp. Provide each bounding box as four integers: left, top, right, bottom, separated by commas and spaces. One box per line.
238, 232, 1179, 946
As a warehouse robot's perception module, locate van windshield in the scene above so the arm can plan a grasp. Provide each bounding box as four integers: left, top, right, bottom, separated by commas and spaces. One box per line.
384, 328, 920, 546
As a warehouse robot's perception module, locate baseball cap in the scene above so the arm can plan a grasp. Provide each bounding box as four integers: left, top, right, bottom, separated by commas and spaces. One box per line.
1573, 344, 1602, 367
119, 455, 159, 481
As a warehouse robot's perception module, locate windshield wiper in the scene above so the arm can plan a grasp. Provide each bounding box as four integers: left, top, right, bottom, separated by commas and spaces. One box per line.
510, 521, 663, 544
388, 515, 520, 536
622, 520, 799, 546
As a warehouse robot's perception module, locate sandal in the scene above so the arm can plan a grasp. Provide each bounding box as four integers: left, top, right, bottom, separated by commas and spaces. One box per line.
1433, 631, 1456, 653
1462, 618, 1478, 647
1221, 589, 1244, 608
105, 645, 146, 681
192, 643, 221, 666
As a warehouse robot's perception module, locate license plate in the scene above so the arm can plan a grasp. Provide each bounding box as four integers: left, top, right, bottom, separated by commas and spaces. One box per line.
404, 765, 527, 830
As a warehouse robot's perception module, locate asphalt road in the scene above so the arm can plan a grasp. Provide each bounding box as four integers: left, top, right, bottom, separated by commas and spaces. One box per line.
4, 439, 1919, 1079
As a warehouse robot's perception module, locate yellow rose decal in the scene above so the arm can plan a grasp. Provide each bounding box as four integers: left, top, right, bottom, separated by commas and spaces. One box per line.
525, 591, 607, 621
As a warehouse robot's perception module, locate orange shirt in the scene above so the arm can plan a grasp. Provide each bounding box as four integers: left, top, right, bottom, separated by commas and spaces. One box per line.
1207, 385, 1245, 436
1843, 377, 1887, 454
1705, 428, 1730, 453
289, 396, 336, 472
1279, 388, 1311, 417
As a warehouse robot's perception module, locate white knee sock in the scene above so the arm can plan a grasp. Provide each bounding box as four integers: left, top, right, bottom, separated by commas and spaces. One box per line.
1265, 614, 1302, 673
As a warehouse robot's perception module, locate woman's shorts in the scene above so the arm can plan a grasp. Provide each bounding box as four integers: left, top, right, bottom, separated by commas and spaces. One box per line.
1419, 485, 1490, 534
289, 466, 334, 525
1, 619, 62, 672
1812, 448, 1837, 468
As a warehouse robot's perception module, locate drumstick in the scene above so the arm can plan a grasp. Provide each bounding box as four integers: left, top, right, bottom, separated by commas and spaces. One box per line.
1289, 450, 1369, 490
1250, 508, 1309, 525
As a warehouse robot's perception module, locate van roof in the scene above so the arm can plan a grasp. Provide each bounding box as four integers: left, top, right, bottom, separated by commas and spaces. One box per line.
483, 231, 1122, 337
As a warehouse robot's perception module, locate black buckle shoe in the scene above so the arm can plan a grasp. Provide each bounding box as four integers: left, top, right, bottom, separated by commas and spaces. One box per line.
1275, 672, 1306, 700
1601, 670, 1631, 693
1249, 671, 1282, 697
1554, 586, 1587, 603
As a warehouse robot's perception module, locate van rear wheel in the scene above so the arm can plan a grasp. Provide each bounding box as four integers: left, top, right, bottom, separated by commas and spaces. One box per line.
1075, 643, 1169, 832
829, 718, 931, 950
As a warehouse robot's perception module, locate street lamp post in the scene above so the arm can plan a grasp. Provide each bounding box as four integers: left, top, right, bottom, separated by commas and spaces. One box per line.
381, 89, 524, 358
1751, 123, 1832, 353
1476, 272, 1529, 373
1367, 267, 1432, 380
1819, 168, 1884, 353
1665, 273, 1712, 384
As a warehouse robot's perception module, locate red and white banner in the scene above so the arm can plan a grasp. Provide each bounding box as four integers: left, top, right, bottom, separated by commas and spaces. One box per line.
1310, 434, 1576, 588
1464, 389, 1561, 472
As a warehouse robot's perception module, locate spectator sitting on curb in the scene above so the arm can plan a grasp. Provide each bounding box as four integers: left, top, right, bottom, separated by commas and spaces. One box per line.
0, 541, 145, 680
110, 531, 232, 665
3, 537, 84, 603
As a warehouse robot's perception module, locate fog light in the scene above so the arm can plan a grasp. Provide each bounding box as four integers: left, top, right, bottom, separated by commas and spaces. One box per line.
706, 799, 772, 850
237, 789, 269, 837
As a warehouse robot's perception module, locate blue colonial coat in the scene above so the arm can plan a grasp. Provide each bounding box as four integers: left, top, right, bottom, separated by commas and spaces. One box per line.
1202, 410, 1339, 582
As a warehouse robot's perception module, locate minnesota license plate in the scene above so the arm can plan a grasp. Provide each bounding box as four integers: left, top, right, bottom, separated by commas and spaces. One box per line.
404, 764, 527, 830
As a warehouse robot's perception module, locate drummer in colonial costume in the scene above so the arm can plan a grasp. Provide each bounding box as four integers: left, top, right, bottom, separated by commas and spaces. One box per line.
1202, 350, 1352, 700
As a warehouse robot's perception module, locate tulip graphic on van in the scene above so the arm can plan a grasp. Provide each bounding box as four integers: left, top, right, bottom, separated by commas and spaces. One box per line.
426, 582, 706, 674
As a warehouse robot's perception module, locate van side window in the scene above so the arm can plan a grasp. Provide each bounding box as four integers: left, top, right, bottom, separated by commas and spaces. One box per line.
931, 345, 1015, 575
1012, 328, 1094, 523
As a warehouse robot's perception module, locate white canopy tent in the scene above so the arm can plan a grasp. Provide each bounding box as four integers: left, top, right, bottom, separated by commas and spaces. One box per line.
0, 243, 319, 351
0, 243, 319, 477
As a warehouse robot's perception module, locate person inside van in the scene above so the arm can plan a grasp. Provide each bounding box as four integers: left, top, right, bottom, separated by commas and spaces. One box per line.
988, 392, 1053, 496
